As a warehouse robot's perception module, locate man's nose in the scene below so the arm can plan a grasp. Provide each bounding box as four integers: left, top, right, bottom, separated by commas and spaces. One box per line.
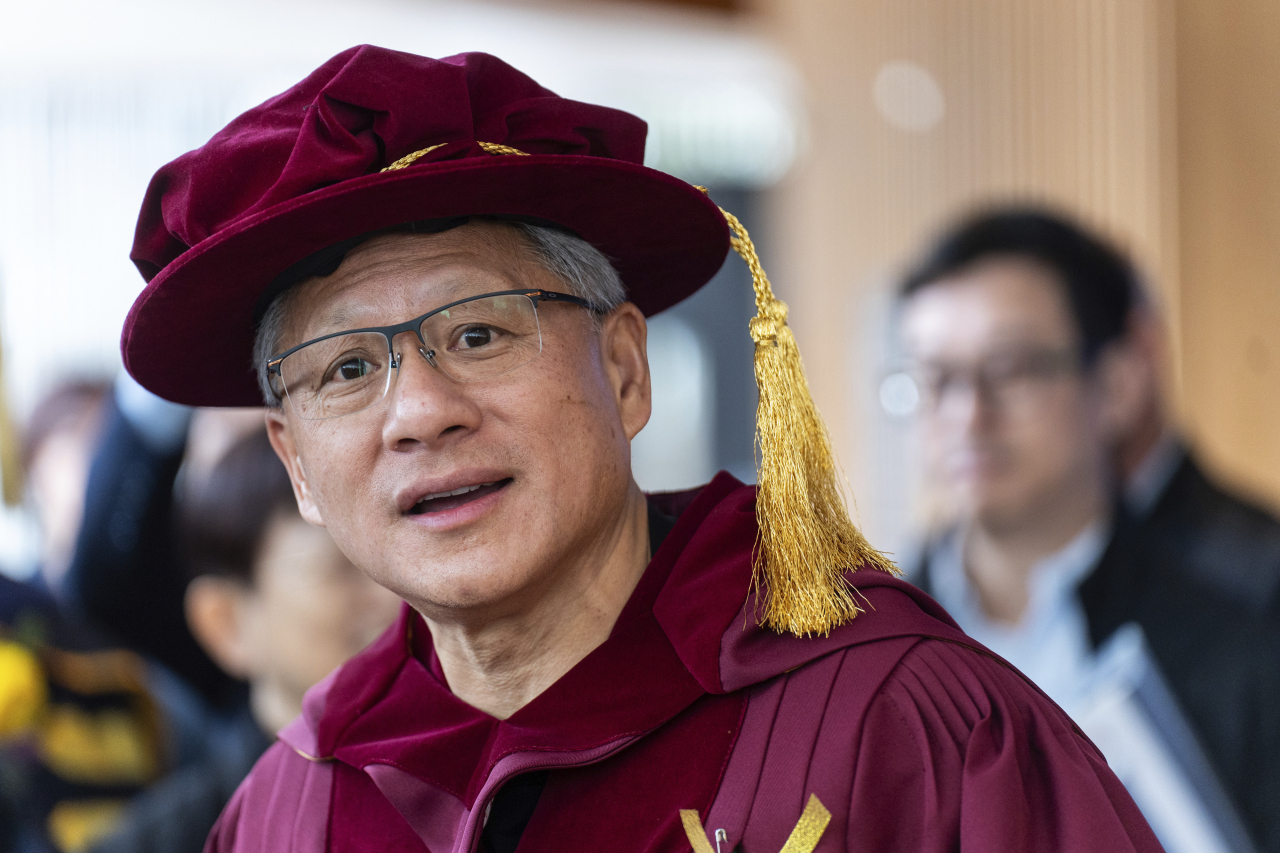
381, 338, 482, 450
934, 376, 995, 432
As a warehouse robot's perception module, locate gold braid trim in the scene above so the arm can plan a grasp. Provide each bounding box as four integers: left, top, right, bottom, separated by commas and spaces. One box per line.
696, 187, 898, 637
381, 141, 528, 173
779, 795, 832, 853
679, 810, 715, 853
477, 141, 529, 156
680, 794, 831, 853
381, 143, 447, 172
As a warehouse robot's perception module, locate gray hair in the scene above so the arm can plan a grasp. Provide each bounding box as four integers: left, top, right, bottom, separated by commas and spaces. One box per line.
252, 222, 627, 406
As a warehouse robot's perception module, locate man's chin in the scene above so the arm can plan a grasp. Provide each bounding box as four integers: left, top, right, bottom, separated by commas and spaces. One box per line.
387, 557, 543, 617
971, 497, 1040, 532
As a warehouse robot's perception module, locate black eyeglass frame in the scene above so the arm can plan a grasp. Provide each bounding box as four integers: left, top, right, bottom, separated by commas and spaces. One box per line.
265, 288, 595, 388
902, 345, 1083, 411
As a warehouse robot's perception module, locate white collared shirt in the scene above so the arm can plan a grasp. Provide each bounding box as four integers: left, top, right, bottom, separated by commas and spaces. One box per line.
927, 520, 1107, 708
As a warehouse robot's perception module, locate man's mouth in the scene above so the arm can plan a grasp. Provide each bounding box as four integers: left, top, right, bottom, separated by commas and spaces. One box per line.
406, 479, 512, 515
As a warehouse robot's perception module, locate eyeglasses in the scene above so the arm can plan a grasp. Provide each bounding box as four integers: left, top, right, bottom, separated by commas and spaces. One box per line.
266, 289, 593, 421
907, 346, 1081, 412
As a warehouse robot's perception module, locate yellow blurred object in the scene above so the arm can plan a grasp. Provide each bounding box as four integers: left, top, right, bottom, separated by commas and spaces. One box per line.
39, 704, 159, 786
46, 799, 127, 853
0, 334, 21, 506
36, 646, 162, 785
43, 645, 148, 696
0, 639, 47, 737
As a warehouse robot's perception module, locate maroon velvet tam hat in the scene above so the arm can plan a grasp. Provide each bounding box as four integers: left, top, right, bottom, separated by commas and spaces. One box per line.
122, 45, 730, 406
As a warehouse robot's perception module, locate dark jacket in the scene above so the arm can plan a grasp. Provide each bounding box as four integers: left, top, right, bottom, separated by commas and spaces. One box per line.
1124, 452, 1280, 617
0, 576, 169, 853
64, 399, 240, 707
1082, 473, 1280, 852
86, 706, 270, 853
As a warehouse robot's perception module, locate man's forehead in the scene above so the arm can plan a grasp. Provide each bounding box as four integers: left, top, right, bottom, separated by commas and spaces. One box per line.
324, 223, 535, 287
904, 256, 1079, 351
921, 254, 1065, 300
282, 223, 545, 333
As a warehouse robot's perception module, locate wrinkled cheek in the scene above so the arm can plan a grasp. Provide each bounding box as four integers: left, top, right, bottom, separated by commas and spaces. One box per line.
306, 486, 380, 577
297, 439, 377, 543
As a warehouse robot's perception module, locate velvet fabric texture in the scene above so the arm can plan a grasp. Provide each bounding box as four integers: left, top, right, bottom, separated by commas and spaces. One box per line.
205, 474, 1162, 853
123, 46, 729, 406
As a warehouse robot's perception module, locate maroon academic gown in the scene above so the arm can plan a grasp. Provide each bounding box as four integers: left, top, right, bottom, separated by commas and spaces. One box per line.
206, 473, 1162, 853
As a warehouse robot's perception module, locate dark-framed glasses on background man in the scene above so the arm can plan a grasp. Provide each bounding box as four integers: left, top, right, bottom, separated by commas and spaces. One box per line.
266, 289, 592, 421
904, 346, 1081, 412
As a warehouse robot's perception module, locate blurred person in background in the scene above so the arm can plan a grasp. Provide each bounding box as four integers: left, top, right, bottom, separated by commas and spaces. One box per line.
0, 380, 169, 853
898, 207, 1280, 853
23, 382, 110, 598
87, 427, 400, 853
63, 375, 252, 712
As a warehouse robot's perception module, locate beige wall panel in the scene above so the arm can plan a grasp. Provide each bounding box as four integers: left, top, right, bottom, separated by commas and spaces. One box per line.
758, 0, 1176, 547
1175, 0, 1280, 511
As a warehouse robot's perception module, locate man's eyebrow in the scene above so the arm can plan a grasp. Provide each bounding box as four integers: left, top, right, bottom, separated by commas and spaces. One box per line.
320, 307, 359, 329
310, 305, 373, 334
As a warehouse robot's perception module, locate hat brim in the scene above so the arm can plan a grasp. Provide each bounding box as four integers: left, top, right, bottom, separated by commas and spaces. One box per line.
121, 155, 731, 406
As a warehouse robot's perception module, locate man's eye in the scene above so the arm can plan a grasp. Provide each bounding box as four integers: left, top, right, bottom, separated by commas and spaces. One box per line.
335, 358, 372, 381
458, 326, 495, 349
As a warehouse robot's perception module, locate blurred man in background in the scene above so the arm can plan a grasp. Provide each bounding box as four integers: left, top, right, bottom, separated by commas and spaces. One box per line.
898, 207, 1280, 853
88, 427, 400, 853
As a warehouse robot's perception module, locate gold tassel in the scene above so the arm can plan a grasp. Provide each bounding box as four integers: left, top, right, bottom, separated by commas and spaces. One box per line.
703, 195, 897, 636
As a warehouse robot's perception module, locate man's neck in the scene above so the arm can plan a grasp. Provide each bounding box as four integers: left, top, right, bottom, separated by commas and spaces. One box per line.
251, 679, 304, 736
423, 483, 652, 720
963, 485, 1105, 626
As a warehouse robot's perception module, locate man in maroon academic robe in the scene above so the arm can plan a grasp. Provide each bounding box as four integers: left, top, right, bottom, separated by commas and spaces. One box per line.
119, 46, 1162, 853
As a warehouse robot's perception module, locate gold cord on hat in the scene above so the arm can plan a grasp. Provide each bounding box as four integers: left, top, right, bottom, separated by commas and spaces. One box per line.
475, 142, 529, 157
382, 144, 448, 172
696, 188, 897, 637
381, 141, 529, 173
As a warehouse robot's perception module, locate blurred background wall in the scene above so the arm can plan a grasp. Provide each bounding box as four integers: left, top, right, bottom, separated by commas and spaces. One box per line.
751, 0, 1280, 556
757, 0, 1179, 555
1174, 0, 1280, 522
2, 0, 1279, 567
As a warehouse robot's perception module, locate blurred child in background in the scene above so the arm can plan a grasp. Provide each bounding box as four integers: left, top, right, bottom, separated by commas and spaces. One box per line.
87, 426, 400, 853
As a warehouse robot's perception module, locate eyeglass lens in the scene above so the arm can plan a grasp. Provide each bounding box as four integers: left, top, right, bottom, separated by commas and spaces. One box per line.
276, 293, 544, 420
912, 347, 1079, 410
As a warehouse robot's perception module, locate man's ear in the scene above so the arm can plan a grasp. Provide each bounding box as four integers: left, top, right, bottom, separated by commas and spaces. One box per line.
265, 410, 325, 526
1094, 339, 1148, 443
599, 302, 652, 442
185, 576, 258, 681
